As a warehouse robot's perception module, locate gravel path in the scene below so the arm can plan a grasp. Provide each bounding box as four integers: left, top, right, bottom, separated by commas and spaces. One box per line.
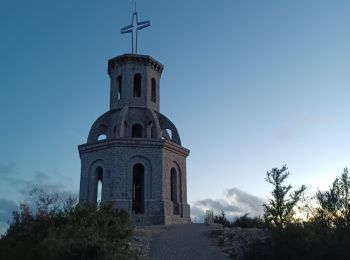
149, 224, 229, 260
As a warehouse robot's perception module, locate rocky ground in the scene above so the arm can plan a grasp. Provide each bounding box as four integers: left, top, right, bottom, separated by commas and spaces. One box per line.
130, 226, 164, 259
130, 224, 229, 259
130, 224, 268, 259
209, 227, 269, 259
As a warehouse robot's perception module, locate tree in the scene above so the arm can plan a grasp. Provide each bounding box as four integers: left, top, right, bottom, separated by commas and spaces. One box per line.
316, 167, 350, 228
214, 210, 230, 226
263, 165, 306, 228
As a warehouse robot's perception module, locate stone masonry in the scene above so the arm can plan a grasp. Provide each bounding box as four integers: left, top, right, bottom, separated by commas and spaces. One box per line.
78, 54, 191, 225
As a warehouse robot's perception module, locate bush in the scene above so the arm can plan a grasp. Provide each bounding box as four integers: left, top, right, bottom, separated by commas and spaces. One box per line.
246, 167, 350, 260
214, 211, 230, 226
214, 211, 265, 228
315, 167, 350, 228
0, 190, 134, 260
246, 221, 350, 260
230, 214, 265, 228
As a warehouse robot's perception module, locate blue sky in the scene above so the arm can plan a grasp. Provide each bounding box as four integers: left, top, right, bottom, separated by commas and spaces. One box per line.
1, 0, 350, 229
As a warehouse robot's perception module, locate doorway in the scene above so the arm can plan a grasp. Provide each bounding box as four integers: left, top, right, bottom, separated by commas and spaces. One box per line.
132, 163, 144, 214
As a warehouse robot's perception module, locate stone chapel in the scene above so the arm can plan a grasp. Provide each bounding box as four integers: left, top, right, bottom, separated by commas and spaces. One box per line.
78, 16, 191, 224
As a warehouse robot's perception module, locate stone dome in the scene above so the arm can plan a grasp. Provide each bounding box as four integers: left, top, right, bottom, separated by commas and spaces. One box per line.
87, 106, 181, 145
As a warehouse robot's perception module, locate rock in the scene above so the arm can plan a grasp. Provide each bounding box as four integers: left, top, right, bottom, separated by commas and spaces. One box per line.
210, 227, 270, 259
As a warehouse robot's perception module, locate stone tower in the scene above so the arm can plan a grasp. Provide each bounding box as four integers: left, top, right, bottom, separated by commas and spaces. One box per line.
78, 54, 191, 224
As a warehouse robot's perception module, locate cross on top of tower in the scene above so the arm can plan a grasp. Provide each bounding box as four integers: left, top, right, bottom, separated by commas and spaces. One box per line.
120, 5, 150, 54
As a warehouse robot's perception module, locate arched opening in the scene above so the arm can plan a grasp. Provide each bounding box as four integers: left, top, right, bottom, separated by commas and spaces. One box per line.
113, 126, 117, 137
97, 125, 108, 141
95, 167, 103, 204
133, 73, 141, 97
151, 78, 156, 102
171, 168, 177, 202
132, 164, 144, 214
147, 121, 153, 138
97, 181, 102, 203
117, 75, 122, 100
124, 121, 128, 137
132, 123, 143, 138
171, 168, 179, 215
161, 129, 172, 140
98, 134, 107, 141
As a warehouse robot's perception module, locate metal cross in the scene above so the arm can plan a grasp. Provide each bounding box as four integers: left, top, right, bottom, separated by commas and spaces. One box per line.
120, 6, 150, 54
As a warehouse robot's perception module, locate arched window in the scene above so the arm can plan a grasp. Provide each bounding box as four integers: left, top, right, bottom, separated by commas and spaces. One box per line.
95, 167, 103, 204
147, 121, 153, 138
132, 163, 144, 214
161, 129, 172, 140
117, 75, 122, 100
113, 126, 117, 136
171, 168, 177, 203
132, 124, 143, 138
133, 73, 141, 97
171, 168, 179, 215
123, 121, 128, 137
97, 125, 108, 141
98, 134, 107, 141
151, 78, 156, 102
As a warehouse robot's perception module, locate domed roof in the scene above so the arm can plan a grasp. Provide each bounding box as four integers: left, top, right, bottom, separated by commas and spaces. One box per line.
87, 106, 181, 145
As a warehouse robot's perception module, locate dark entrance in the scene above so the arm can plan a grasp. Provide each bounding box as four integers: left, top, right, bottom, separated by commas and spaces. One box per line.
132, 163, 144, 214
171, 167, 179, 215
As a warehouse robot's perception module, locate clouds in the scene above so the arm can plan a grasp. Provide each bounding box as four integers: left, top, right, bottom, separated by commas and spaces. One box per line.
225, 187, 265, 215
0, 163, 38, 189
0, 163, 73, 197
190, 187, 265, 222
0, 163, 16, 175
0, 163, 77, 236
276, 115, 335, 141
0, 198, 18, 236
0, 198, 17, 220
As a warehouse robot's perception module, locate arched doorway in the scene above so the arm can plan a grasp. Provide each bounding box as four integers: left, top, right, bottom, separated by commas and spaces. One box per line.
95, 166, 103, 203
171, 167, 179, 215
132, 163, 144, 214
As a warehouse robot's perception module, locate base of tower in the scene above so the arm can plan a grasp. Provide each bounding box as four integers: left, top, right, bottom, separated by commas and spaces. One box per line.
105, 200, 191, 225
132, 214, 191, 226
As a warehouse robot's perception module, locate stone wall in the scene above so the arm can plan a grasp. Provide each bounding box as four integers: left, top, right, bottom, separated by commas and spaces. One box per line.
79, 138, 190, 224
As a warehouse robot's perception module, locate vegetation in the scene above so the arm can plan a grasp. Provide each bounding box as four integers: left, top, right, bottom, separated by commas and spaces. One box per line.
246, 166, 350, 260
315, 167, 350, 228
3, 166, 350, 259
263, 165, 307, 228
214, 211, 265, 229
230, 214, 265, 228
213, 211, 230, 226
0, 189, 134, 260
213, 166, 350, 259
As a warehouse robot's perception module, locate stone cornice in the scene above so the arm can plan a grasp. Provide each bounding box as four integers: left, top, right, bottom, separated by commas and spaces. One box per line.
162, 140, 190, 157
78, 138, 189, 158
108, 54, 164, 74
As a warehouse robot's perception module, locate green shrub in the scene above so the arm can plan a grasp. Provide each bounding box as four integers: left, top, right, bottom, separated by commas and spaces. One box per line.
214, 211, 230, 226
246, 167, 350, 260
214, 211, 265, 228
231, 214, 265, 228
0, 190, 134, 260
